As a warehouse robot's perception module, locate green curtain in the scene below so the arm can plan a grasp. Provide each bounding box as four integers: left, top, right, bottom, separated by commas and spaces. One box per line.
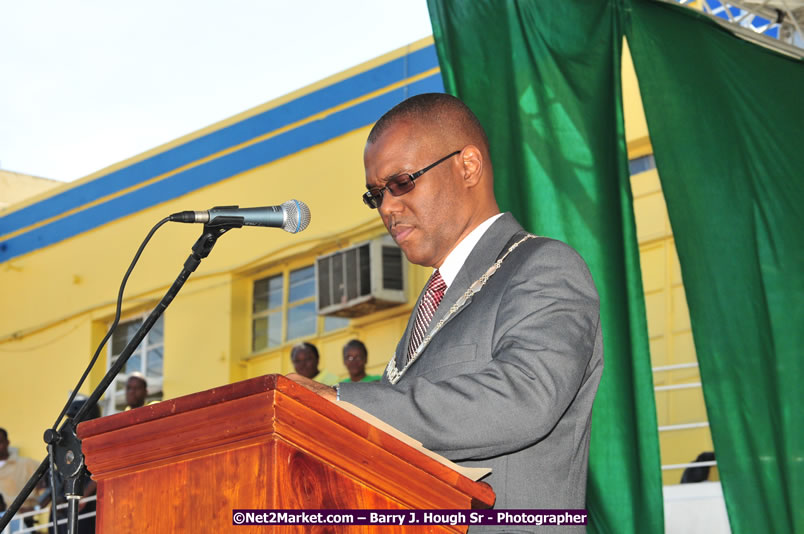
428, 2, 664, 533
625, 2, 804, 532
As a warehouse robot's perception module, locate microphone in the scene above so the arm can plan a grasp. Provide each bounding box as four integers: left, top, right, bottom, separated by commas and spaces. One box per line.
169, 200, 311, 233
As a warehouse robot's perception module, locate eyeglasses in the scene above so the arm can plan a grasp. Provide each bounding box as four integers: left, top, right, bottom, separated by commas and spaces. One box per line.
362, 150, 460, 209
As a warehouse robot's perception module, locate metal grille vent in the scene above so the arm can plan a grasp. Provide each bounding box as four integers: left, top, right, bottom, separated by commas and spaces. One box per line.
316, 238, 407, 317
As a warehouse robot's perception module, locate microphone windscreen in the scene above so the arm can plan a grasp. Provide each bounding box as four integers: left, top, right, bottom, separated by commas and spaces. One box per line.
281, 200, 311, 233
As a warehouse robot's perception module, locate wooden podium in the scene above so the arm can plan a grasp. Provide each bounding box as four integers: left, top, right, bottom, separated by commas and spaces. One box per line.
78, 374, 495, 533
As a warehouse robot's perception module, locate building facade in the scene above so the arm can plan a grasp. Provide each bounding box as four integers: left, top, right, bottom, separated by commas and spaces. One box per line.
0, 37, 711, 487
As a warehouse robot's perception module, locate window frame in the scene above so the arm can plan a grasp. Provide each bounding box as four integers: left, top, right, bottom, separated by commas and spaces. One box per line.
250, 263, 349, 354
103, 312, 165, 415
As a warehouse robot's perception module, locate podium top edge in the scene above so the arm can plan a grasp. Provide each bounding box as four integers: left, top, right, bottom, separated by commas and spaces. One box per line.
78, 374, 293, 438
77, 374, 496, 508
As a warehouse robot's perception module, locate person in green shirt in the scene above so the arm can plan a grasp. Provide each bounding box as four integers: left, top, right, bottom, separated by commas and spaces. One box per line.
342, 339, 381, 383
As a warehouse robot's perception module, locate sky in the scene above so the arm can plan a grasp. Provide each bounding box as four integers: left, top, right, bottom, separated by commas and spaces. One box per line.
0, 1, 434, 183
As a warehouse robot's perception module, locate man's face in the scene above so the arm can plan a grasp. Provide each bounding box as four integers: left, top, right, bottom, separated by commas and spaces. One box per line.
125, 377, 147, 408
291, 348, 319, 379
364, 121, 465, 268
0, 435, 9, 460
343, 347, 367, 376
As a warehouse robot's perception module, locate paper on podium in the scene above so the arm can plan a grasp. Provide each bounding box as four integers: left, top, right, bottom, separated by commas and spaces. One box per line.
336, 399, 492, 482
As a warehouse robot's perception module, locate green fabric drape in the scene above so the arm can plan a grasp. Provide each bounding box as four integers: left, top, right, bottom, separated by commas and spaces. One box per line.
428, 2, 663, 533
625, 2, 804, 532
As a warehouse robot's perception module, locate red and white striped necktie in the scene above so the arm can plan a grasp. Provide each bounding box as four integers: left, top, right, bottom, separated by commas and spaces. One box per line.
407, 269, 447, 363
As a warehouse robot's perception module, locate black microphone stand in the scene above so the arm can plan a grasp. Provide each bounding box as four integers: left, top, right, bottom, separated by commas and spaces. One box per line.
0, 218, 242, 533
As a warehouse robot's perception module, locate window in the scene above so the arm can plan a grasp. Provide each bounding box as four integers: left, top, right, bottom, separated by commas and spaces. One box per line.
103, 314, 164, 415
287, 266, 316, 341
252, 274, 283, 350
629, 154, 656, 175
252, 265, 349, 352
324, 315, 350, 332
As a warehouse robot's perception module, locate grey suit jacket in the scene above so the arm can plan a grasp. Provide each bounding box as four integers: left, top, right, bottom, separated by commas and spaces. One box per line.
339, 213, 603, 533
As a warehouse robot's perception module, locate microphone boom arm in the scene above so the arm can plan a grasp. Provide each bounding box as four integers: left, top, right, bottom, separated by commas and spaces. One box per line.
0, 218, 241, 533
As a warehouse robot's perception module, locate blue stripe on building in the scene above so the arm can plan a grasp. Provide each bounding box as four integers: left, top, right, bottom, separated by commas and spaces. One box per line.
0, 45, 441, 238
0, 74, 445, 263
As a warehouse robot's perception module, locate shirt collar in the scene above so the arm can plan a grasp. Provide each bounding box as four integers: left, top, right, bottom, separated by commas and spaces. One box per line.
437, 213, 503, 288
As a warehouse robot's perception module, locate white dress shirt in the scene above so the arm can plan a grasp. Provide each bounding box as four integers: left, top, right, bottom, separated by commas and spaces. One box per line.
437, 213, 503, 289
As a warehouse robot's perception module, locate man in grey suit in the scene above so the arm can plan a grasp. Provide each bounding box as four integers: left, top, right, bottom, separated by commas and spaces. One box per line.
289, 93, 603, 533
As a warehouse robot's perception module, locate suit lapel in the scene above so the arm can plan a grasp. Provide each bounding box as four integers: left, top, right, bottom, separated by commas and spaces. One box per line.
391, 213, 525, 377
427, 213, 524, 333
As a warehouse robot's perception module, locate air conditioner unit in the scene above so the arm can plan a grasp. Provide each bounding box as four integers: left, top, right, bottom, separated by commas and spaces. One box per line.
316, 236, 407, 317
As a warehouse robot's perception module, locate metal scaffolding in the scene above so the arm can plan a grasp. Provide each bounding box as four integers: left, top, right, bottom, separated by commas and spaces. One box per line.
673, 0, 804, 57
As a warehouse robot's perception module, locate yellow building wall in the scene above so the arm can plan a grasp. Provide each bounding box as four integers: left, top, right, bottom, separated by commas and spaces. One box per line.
0, 37, 438, 459
623, 41, 717, 485
630, 170, 717, 485
0, 170, 60, 210
239, 229, 430, 381
1, 36, 715, 489
163, 274, 235, 399
0, 315, 96, 459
